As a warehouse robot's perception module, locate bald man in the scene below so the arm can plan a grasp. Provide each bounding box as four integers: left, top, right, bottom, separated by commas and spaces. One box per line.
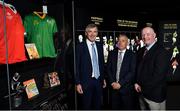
134, 27, 170, 110
107, 34, 136, 109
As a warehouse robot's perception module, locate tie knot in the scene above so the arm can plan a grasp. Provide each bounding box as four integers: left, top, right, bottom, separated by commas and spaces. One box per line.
145, 48, 148, 52
91, 43, 95, 48
118, 50, 122, 54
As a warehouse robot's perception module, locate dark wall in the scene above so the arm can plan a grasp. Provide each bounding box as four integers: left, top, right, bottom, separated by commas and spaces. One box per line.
75, 7, 155, 31
74, 1, 165, 31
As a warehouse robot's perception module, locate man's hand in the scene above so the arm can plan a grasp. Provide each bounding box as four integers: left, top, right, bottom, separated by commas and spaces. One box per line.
111, 82, 121, 90
103, 79, 106, 88
134, 83, 141, 93
76, 84, 83, 94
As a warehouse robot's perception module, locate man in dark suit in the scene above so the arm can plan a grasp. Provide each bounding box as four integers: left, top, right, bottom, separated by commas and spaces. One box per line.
107, 34, 136, 109
75, 24, 106, 110
134, 27, 170, 110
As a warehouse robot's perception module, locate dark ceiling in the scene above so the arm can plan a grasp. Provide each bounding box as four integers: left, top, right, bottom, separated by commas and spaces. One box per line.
3, 0, 180, 21
74, 0, 180, 20
4, 0, 180, 18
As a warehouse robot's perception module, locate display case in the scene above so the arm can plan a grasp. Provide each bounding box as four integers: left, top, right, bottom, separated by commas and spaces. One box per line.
0, 58, 67, 110
159, 21, 180, 109
0, 0, 73, 110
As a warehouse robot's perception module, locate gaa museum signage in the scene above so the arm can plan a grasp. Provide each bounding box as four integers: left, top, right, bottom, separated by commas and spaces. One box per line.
91, 16, 103, 25
117, 19, 138, 28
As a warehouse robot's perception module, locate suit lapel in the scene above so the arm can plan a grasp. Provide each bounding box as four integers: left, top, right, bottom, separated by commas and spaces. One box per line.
96, 42, 102, 65
96, 42, 100, 58
114, 49, 118, 71
143, 43, 158, 60
113, 49, 118, 73
121, 50, 128, 67
84, 42, 92, 67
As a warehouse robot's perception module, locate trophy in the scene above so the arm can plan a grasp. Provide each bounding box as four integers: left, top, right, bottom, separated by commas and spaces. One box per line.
172, 31, 177, 45
78, 35, 83, 43
103, 36, 108, 63
171, 31, 179, 74
108, 36, 114, 51
11, 72, 25, 108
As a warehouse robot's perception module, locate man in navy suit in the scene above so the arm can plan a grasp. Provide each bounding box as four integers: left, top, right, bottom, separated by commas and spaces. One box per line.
107, 34, 136, 109
75, 24, 106, 110
134, 27, 170, 110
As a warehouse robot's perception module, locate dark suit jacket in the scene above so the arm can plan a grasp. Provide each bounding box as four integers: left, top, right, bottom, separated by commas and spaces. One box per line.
136, 42, 171, 102
107, 48, 136, 94
75, 41, 104, 89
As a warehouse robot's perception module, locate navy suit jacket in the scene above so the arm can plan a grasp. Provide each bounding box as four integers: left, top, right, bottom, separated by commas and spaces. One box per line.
75, 41, 105, 89
107, 48, 136, 94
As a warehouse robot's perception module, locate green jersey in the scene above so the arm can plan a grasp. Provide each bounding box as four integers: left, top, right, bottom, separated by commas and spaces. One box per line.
24, 12, 58, 58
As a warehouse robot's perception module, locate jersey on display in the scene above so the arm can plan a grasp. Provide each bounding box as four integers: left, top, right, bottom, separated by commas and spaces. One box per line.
0, 5, 27, 64
24, 12, 58, 58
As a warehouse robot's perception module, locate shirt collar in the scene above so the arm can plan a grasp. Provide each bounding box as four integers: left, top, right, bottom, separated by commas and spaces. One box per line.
118, 49, 126, 53
146, 41, 156, 50
86, 39, 95, 46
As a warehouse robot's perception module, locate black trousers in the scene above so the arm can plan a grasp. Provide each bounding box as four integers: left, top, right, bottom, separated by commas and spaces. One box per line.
111, 89, 134, 110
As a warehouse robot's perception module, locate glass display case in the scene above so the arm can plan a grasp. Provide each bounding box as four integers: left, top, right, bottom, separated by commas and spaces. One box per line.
0, 0, 73, 110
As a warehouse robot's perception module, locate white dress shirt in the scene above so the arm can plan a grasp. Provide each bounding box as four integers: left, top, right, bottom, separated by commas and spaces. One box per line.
86, 39, 99, 77
146, 41, 156, 51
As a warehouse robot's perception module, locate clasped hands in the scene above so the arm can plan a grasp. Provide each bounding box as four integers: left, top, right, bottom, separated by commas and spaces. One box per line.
111, 82, 121, 90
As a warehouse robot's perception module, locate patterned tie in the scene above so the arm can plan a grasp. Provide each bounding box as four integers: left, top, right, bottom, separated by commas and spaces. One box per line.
116, 51, 122, 82
91, 43, 100, 79
143, 48, 148, 58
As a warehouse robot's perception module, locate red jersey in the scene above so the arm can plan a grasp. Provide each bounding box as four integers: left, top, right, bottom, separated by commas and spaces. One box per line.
0, 5, 27, 64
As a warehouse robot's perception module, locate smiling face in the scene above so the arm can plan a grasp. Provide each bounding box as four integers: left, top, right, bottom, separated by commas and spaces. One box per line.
141, 27, 156, 46
85, 24, 98, 42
